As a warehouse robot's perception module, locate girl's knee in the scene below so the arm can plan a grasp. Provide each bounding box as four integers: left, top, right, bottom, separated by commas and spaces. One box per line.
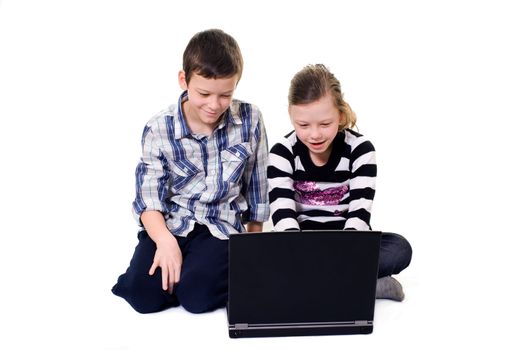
379, 233, 413, 275
397, 235, 412, 257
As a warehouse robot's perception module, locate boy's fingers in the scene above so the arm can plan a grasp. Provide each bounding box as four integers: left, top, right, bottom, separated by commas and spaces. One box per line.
162, 266, 168, 291
168, 267, 175, 294
174, 265, 181, 284
148, 262, 157, 276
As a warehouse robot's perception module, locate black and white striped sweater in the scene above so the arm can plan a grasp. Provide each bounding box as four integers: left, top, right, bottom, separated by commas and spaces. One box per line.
267, 129, 376, 231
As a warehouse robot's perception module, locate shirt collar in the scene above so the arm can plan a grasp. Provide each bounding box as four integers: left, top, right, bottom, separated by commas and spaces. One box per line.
175, 91, 192, 139
218, 102, 243, 128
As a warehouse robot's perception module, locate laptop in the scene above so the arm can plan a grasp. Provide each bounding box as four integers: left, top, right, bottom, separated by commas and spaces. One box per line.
228, 230, 381, 338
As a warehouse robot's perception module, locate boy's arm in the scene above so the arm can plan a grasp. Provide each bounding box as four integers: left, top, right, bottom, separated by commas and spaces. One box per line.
132, 123, 171, 226
242, 111, 270, 225
267, 141, 300, 231
344, 139, 377, 230
132, 122, 181, 292
141, 211, 182, 294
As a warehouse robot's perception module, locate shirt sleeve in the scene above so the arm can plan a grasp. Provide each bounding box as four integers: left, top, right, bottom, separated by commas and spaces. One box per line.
131, 123, 171, 227
241, 109, 270, 223
344, 138, 377, 230
267, 139, 300, 231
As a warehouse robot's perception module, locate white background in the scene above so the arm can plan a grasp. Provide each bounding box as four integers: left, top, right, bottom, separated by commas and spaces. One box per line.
1, 0, 524, 349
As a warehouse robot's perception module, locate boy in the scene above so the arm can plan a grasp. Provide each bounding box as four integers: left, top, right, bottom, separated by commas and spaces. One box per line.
112, 29, 269, 314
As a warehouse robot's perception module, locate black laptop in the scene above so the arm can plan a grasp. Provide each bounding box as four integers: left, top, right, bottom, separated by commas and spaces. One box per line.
228, 230, 381, 338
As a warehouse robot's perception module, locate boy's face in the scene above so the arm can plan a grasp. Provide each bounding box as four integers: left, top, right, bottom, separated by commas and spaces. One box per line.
179, 71, 238, 131
289, 94, 343, 162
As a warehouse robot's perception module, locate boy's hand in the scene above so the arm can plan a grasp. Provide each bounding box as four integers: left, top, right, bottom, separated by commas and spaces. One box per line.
148, 234, 182, 294
246, 221, 263, 232
141, 211, 183, 294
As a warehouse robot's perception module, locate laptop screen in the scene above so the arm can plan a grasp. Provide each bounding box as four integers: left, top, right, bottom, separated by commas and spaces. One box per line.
228, 230, 381, 327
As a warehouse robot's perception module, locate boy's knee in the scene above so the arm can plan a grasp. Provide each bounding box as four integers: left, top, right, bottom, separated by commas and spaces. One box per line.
179, 297, 213, 314
129, 297, 167, 314
177, 275, 227, 314
179, 292, 227, 314
112, 273, 172, 314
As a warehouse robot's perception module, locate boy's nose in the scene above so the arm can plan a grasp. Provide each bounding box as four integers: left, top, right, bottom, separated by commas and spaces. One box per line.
209, 97, 221, 110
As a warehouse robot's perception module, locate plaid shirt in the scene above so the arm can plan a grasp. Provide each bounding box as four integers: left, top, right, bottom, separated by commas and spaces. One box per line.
132, 91, 269, 239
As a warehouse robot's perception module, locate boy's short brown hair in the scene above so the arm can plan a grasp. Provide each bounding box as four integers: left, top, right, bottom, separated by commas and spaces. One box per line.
182, 29, 244, 84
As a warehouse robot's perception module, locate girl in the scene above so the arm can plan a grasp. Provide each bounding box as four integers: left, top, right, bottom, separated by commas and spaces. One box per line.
267, 64, 412, 301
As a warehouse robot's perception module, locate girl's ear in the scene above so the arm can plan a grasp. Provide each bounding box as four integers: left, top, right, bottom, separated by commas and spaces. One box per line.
339, 111, 345, 126
178, 70, 188, 90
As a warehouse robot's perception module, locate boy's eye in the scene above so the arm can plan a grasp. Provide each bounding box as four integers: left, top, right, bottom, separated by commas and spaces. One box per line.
199, 92, 210, 97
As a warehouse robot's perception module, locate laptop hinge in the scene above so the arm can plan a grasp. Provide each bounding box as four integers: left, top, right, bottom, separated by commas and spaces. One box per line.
231, 321, 372, 330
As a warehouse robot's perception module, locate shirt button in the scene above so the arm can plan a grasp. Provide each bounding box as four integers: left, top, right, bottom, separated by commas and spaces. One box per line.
235, 152, 241, 157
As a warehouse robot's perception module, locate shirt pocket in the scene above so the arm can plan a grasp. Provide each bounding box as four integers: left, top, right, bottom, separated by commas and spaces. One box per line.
169, 161, 201, 193
220, 142, 252, 184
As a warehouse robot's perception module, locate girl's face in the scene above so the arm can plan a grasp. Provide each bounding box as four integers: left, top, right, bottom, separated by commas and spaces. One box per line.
289, 94, 342, 165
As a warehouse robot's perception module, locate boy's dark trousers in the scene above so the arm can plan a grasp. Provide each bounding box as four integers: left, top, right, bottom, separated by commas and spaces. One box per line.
112, 223, 228, 314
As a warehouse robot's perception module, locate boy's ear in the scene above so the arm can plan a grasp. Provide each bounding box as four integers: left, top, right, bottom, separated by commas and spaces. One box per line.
178, 70, 188, 90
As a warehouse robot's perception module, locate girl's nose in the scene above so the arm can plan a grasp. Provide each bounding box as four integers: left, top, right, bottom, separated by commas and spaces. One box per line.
310, 127, 321, 139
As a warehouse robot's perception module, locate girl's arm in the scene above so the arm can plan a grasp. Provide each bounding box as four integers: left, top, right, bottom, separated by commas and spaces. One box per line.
345, 137, 377, 230
267, 141, 300, 231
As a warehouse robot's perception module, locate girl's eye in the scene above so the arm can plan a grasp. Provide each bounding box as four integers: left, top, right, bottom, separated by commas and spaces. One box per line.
200, 93, 210, 97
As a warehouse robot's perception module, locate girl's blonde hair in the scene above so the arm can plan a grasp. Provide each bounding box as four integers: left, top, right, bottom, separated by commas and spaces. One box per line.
288, 64, 356, 130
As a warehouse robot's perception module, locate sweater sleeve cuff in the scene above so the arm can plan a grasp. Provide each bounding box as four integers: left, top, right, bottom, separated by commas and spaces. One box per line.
344, 217, 370, 231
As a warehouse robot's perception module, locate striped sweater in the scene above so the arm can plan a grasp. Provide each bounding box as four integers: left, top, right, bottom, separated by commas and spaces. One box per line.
267, 129, 376, 231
